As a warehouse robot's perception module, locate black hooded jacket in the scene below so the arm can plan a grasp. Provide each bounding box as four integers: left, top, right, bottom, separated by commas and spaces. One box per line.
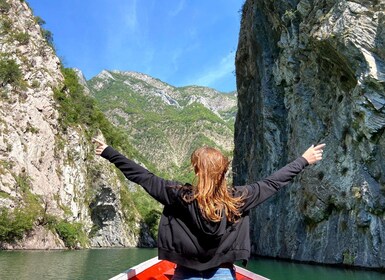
101, 146, 308, 271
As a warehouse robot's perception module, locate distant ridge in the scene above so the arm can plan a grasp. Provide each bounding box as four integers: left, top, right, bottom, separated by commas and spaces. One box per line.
86, 69, 237, 182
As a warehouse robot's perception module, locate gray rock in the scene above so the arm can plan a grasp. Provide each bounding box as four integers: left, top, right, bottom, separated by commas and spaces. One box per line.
234, 0, 385, 269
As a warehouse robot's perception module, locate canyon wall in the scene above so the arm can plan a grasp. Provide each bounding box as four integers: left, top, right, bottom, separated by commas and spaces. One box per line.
0, 0, 153, 249
234, 0, 385, 268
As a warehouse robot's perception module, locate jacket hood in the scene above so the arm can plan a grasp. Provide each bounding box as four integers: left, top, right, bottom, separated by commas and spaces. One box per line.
190, 200, 227, 239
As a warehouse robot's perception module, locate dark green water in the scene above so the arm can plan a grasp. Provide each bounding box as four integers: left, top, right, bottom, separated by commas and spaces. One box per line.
0, 248, 384, 280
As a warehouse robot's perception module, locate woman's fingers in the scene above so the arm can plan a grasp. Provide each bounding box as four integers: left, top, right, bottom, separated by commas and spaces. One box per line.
313, 143, 326, 151
93, 138, 108, 155
302, 143, 326, 164
314, 144, 325, 160
92, 138, 105, 145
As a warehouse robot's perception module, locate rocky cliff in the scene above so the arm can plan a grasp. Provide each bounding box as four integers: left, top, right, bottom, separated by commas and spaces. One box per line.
234, 0, 385, 269
0, 0, 154, 249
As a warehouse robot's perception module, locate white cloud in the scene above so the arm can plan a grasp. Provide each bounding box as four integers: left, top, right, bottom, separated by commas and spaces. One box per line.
105, 0, 139, 53
192, 52, 235, 87
171, 48, 183, 71
169, 0, 186, 17
169, 42, 200, 71
123, 0, 138, 32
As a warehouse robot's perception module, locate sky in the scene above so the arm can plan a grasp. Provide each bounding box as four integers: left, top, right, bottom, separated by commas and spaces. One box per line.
27, 0, 245, 92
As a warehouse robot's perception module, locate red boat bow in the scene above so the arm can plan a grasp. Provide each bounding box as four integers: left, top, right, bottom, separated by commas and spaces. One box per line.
109, 257, 270, 280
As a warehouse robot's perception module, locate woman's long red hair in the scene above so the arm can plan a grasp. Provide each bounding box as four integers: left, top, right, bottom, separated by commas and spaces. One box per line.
184, 147, 244, 223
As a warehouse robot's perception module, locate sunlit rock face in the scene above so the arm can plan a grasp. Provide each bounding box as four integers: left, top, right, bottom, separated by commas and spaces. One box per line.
0, 0, 151, 249
234, 0, 385, 268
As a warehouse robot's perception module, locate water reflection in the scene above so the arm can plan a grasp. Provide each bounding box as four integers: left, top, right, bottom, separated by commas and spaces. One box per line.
247, 257, 385, 280
0, 248, 157, 280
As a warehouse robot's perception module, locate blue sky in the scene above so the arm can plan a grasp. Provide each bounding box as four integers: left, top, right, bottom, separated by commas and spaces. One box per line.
27, 0, 245, 92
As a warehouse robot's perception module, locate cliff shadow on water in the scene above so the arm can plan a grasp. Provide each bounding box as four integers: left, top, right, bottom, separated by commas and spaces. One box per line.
234, 0, 385, 269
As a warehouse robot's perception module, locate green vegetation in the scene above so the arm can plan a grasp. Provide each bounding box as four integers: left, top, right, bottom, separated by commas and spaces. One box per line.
89, 72, 235, 182
168, 102, 226, 125
0, 174, 43, 243
0, 56, 22, 87
129, 185, 162, 239
25, 124, 39, 134
119, 186, 138, 227
33, 16, 45, 26
0, 191, 10, 199
53, 68, 98, 129
0, 159, 13, 174
15, 173, 31, 192
31, 80, 40, 88
0, 207, 35, 243
0, 18, 12, 34
0, 186, 87, 248
118, 182, 163, 240
0, 167, 87, 248
41, 207, 87, 249
54, 220, 88, 249
14, 31, 29, 45
34, 16, 54, 49
0, 0, 10, 13
144, 209, 161, 239
53, 68, 155, 168
283, 9, 297, 21
342, 250, 356, 265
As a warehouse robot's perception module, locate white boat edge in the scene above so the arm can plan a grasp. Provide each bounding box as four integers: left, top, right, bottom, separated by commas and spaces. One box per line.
234, 264, 270, 280
108, 256, 270, 280
109, 256, 162, 280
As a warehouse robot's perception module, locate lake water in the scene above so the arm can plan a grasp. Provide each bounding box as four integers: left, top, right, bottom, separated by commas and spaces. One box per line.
0, 248, 384, 280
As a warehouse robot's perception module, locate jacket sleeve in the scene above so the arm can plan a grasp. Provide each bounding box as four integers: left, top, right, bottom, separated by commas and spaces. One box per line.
101, 146, 180, 205
239, 157, 308, 212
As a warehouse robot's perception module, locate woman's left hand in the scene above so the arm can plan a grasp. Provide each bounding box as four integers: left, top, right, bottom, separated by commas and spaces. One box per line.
93, 138, 108, 156
302, 143, 325, 165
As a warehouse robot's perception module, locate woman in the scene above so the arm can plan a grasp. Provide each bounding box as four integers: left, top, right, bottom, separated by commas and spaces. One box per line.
94, 138, 325, 279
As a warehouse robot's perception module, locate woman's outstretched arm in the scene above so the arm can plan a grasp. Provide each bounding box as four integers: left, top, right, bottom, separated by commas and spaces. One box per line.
239, 143, 325, 211
93, 138, 180, 205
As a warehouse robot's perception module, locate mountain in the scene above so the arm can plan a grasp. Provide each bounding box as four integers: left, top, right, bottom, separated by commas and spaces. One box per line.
87, 70, 237, 182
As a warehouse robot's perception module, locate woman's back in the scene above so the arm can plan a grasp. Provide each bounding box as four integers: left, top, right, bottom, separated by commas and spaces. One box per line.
94, 138, 325, 276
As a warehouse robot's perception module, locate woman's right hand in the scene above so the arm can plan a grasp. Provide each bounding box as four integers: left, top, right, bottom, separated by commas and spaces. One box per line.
93, 138, 108, 156
302, 143, 325, 165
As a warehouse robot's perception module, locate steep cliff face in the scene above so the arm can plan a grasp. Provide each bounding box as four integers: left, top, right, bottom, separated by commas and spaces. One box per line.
0, 0, 153, 249
234, 0, 385, 268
